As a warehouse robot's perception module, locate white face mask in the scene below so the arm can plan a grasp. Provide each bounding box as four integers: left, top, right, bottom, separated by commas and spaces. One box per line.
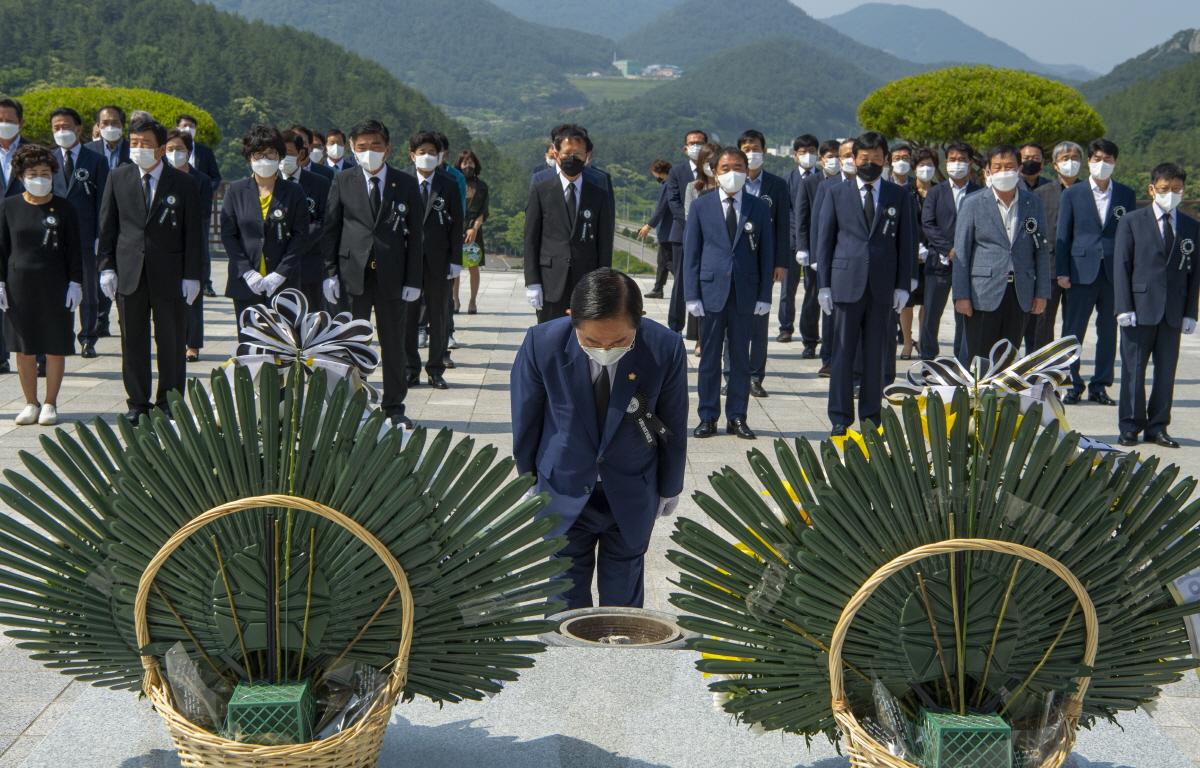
1154, 191, 1182, 212
822, 156, 839, 175
797, 152, 816, 170
414, 153, 439, 172
280, 155, 299, 176
100, 125, 123, 143
745, 151, 764, 170
892, 159, 911, 177
945, 161, 970, 180
717, 170, 747, 195
544, 155, 556, 167
0, 122, 19, 141
23, 176, 51, 197
916, 165, 936, 182
166, 149, 189, 170
840, 158, 857, 176
1089, 160, 1115, 181
129, 147, 159, 170
178, 125, 195, 136
310, 147, 325, 164
685, 143, 703, 161
327, 143, 345, 160
356, 150, 385, 173
1056, 159, 1081, 179
53, 130, 77, 148
581, 340, 633, 368
989, 170, 1019, 192
251, 158, 280, 178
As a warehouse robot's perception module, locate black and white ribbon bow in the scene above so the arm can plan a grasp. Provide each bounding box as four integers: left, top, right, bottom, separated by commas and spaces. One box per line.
885, 337, 1079, 404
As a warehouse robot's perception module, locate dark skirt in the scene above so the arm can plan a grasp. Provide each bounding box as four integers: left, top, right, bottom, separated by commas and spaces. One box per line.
906, 268, 926, 307
3, 279, 75, 355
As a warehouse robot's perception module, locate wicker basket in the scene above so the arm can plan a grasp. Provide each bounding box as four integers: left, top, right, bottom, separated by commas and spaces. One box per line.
827, 538, 1099, 768
134, 494, 415, 768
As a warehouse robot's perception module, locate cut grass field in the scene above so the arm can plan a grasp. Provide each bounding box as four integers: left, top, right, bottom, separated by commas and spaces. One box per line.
568, 76, 665, 104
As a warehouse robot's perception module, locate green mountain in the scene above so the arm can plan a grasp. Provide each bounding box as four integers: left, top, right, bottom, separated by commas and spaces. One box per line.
821, 3, 1096, 82
1082, 28, 1200, 101
205, 0, 617, 116
490, 0, 680, 41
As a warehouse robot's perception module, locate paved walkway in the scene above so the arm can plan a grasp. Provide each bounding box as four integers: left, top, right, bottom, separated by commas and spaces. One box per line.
0, 265, 1197, 765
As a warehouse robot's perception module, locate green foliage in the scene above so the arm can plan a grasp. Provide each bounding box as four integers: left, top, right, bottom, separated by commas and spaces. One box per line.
18, 86, 220, 146
568, 76, 666, 105
1082, 29, 1200, 102
491, 0, 677, 41
858, 65, 1105, 150
613, 250, 653, 275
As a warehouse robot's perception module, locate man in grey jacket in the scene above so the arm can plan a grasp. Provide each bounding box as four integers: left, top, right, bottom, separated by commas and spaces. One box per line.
952, 144, 1051, 362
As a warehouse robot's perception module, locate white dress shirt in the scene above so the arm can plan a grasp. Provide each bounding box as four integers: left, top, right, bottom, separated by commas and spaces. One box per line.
1090, 177, 1112, 224
951, 179, 970, 211
139, 159, 165, 203
856, 175, 881, 212
361, 163, 387, 196
1153, 201, 1178, 240
559, 171, 582, 210
992, 188, 1018, 245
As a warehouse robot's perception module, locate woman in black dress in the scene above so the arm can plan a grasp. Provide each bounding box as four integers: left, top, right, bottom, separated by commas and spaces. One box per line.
0, 144, 82, 426
456, 150, 489, 314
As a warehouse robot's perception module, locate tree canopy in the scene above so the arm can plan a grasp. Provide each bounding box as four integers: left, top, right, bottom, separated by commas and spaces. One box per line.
19, 87, 219, 146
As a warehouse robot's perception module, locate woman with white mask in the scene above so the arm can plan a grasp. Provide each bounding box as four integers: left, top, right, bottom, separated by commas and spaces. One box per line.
682, 142, 721, 357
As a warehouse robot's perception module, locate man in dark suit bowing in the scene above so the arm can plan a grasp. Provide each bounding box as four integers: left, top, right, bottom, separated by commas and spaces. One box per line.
524, 123, 614, 323
280, 128, 331, 311
1113, 163, 1199, 449
816, 132, 916, 436
97, 117, 204, 421
404, 131, 463, 390
321, 119, 424, 428
663, 129, 708, 333
684, 146, 774, 440
511, 268, 688, 608
50, 107, 109, 359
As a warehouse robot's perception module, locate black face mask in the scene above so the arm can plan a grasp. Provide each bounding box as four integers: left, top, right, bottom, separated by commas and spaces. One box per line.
558, 155, 585, 177
462, 166, 477, 180
1021, 160, 1043, 177
856, 162, 883, 182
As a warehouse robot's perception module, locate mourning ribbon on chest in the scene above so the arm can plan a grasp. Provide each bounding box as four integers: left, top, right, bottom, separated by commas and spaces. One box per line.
624, 390, 671, 447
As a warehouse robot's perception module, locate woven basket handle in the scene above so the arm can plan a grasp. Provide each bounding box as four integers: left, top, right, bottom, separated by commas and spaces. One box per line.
134, 494, 415, 696
827, 538, 1098, 725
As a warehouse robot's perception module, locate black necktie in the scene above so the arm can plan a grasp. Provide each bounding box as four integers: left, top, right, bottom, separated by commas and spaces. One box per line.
566, 182, 577, 229
863, 183, 875, 228
725, 196, 737, 242
63, 148, 73, 180
421, 179, 430, 208
594, 364, 610, 434
1163, 213, 1176, 258
369, 176, 381, 219
142, 174, 153, 210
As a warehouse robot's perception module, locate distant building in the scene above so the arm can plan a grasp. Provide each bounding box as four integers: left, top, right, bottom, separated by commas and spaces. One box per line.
613, 58, 642, 78
642, 64, 683, 79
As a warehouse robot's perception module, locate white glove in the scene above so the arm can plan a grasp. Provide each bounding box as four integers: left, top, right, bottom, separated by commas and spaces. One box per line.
65, 281, 82, 311
796, 250, 809, 267
0, 282, 8, 311
1116, 311, 1136, 328
182, 279, 201, 306
100, 269, 118, 300
657, 496, 680, 518
893, 289, 909, 313
1184, 318, 1197, 335
401, 286, 421, 302
243, 270, 266, 294
260, 272, 286, 296
322, 277, 341, 304
818, 287, 832, 316
686, 300, 705, 317
753, 301, 770, 316
448, 263, 462, 280
910, 278, 919, 292
526, 284, 543, 310
918, 244, 929, 263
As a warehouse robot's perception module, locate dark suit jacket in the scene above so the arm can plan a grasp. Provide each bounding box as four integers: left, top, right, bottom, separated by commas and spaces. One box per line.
326, 156, 357, 173
523, 174, 614, 303
530, 164, 615, 220
1114, 206, 1200, 328
647, 181, 674, 243
188, 166, 214, 281
792, 170, 830, 258
51, 144, 109, 250
2, 136, 27, 197
220, 176, 309, 301
97, 162, 204, 296
750, 170, 792, 269
510, 316, 688, 547
85, 138, 130, 169
816, 179, 916, 305
191, 142, 222, 190
921, 179, 981, 277
1033, 180, 1072, 270
306, 161, 335, 182
663, 161, 695, 244
289, 168, 331, 285
787, 167, 817, 252
411, 168, 465, 281
322, 165, 424, 300
682, 190, 774, 314
1055, 179, 1137, 284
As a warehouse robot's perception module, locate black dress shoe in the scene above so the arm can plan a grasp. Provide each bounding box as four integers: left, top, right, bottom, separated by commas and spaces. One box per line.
693, 420, 718, 438
390, 414, 414, 429
428, 374, 449, 389
443, 355, 456, 369
726, 418, 756, 439
81, 344, 97, 359
749, 380, 768, 398
801, 345, 817, 359
125, 409, 149, 424
0, 360, 9, 373
1087, 389, 1117, 406
644, 290, 664, 299
831, 424, 849, 437
1118, 432, 1140, 447
1062, 390, 1082, 405
1148, 432, 1180, 448
97, 326, 111, 338
818, 364, 832, 378
776, 331, 793, 343
406, 372, 421, 386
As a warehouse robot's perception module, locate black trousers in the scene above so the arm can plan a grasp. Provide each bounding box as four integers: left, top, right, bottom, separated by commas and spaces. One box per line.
829, 294, 890, 428
799, 266, 821, 345
406, 272, 449, 377
652, 242, 671, 292
553, 487, 646, 609
350, 269, 409, 418
964, 283, 1026, 363
186, 295, 204, 349
920, 267, 953, 360
1062, 272, 1117, 394
300, 281, 323, 315
118, 276, 186, 413
1119, 322, 1181, 437
1030, 280, 1064, 351
78, 248, 101, 346
667, 243, 685, 333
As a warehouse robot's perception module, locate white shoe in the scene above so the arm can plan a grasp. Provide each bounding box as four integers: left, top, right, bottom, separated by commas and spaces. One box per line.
14, 403, 40, 425
447, 334, 460, 350
418, 328, 428, 348
38, 403, 58, 426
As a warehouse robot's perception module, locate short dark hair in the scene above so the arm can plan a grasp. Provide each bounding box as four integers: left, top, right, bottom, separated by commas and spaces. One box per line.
818, 139, 841, 156
650, 159, 671, 175
889, 143, 912, 159
432, 131, 450, 152
280, 128, 306, 153
793, 134, 819, 152
0, 97, 24, 120
409, 130, 440, 153
50, 107, 83, 126
985, 144, 1020, 166
287, 123, 313, 144
737, 129, 767, 151
11, 143, 58, 178
914, 147, 938, 166
553, 124, 588, 151
946, 140, 975, 161
1087, 138, 1119, 159
165, 128, 194, 152
684, 129, 708, 143
852, 131, 888, 156
326, 128, 346, 143
348, 119, 389, 145
569, 267, 643, 328
1018, 141, 1044, 155
312, 131, 325, 145
456, 149, 482, 175
240, 124, 286, 161
175, 114, 197, 126
1150, 163, 1187, 185
717, 146, 749, 167
95, 105, 125, 124
129, 117, 167, 147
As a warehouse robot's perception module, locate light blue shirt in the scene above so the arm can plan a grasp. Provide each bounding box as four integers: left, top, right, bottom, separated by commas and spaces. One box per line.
745, 173, 763, 198
0, 137, 21, 188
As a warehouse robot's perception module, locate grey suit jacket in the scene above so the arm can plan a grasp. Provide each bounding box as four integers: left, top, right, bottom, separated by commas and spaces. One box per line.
952, 187, 1051, 313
